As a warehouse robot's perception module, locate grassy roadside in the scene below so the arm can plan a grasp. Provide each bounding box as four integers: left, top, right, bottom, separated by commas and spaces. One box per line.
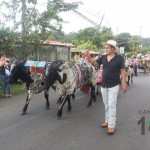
10, 83, 26, 94
0, 83, 26, 98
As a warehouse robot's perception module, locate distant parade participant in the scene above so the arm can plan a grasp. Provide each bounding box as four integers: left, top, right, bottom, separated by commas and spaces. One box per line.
78, 53, 86, 64
133, 56, 139, 76
145, 52, 150, 61
125, 57, 130, 67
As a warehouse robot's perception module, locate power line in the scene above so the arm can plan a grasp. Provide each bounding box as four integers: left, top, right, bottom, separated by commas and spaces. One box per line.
72, 10, 99, 27
36, 1, 59, 7
33, 1, 103, 28
36, 2, 47, 7
92, 13, 105, 43
79, 5, 101, 19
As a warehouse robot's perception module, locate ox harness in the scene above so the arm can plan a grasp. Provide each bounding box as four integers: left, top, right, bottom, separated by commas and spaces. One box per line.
72, 62, 96, 93
24, 60, 46, 94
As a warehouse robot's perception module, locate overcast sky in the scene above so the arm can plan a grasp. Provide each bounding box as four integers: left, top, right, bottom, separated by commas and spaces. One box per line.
60, 0, 150, 38
0, 0, 150, 38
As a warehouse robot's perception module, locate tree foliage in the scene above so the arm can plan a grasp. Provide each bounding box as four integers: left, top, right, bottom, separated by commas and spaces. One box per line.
77, 41, 97, 50
128, 35, 141, 51
0, 0, 79, 58
142, 38, 150, 48
1, 1, 150, 57
140, 47, 150, 55
0, 27, 20, 55
65, 26, 114, 50
1, 0, 79, 32
117, 32, 131, 52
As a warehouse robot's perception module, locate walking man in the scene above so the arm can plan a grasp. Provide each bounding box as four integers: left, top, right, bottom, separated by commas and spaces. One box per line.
85, 40, 127, 135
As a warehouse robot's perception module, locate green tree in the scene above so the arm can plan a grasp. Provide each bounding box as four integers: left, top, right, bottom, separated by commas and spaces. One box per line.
142, 38, 150, 48
128, 35, 141, 52
0, 27, 20, 56
64, 32, 78, 42
70, 26, 114, 50
140, 47, 150, 55
1, 0, 78, 32
117, 32, 131, 52
77, 41, 97, 50
1, 0, 79, 58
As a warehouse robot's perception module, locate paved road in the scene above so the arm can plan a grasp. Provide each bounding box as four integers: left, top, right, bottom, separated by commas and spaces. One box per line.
0, 73, 150, 150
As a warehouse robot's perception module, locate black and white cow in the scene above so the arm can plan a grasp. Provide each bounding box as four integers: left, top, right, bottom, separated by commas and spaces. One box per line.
9, 60, 67, 115
9, 60, 98, 118
44, 61, 98, 118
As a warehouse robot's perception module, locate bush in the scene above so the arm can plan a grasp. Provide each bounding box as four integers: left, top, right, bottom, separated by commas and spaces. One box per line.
125, 48, 150, 57
140, 47, 150, 55
125, 51, 138, 57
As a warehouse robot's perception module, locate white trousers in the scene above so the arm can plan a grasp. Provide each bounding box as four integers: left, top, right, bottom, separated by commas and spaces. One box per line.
101, 85, 119, 128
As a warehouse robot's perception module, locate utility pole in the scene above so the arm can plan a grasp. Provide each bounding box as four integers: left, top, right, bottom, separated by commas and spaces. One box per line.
91, 13, 105, 44
72, 10, 105, 51
21, 0, 27, 59
140, 26, 142, 53
116, 27, 119, 46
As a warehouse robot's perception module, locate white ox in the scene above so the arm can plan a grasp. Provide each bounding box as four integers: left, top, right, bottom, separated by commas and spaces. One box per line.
50, 61, 98, 118
125, 60, 134, 85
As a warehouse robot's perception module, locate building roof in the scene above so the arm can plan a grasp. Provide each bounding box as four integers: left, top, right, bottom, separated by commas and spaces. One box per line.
87, 51, 100, 55
71, 48, 84, 53
71, 48, 100, 54
42, 40, 74, 47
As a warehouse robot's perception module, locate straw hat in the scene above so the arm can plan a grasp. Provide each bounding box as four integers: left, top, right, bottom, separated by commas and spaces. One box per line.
103, 40, 119, 52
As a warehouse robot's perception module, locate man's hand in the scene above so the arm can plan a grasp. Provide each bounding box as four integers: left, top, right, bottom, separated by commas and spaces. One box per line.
120, 69, 127, 93
122, 84, 127, 93
84, 51, 93, 63
84, 50, 98, 66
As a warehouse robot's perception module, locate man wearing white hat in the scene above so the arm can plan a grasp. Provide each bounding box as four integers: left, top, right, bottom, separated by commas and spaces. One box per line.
85, 40, 127, 135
